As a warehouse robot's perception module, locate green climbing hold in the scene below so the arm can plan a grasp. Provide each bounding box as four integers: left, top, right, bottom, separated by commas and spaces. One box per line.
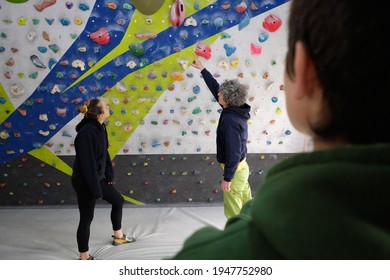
192, 107, 202, 114
129, 42, 145, 57
221, 32, 231, 39
29, 72, 38, 79
96, 73, 104, 80
139, 58, 149, 68
123, 3, 133, 11
24, 98, 35, 106
188, 96, 197, 102
6, 0, 29, 3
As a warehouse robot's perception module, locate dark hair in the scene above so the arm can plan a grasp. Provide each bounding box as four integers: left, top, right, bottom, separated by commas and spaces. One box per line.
285, 0, 390, 144
77, 99, 104, 119
219, 79, 247, 107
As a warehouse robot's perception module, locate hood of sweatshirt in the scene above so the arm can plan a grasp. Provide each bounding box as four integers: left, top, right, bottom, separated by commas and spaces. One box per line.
75, 117, 102, 132
224, 103, 251, 120
251, 143, 390, 259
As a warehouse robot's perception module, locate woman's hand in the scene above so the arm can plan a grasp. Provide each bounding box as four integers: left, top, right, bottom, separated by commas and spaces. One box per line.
191, 58, 205, 71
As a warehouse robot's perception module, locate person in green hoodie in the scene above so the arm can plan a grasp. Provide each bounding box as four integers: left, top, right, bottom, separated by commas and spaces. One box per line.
171, 0, 390, 259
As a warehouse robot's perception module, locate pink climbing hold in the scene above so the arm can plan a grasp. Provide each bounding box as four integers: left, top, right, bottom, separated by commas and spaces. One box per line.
170, 0, 186, 27
135, 33, 157, 39
262, 14, 282, 32
250, 43, 262, 55
195, 41, 212, 60
34, 0, 57, 12
89, 27, 110, 45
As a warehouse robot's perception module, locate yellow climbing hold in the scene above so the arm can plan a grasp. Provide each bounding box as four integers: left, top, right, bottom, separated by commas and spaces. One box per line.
17, 17, 27, 25
74, 17, 83, 25
230, 58, 240, 68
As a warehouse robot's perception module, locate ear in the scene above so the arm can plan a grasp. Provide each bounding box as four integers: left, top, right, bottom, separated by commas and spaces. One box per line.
293, 41, 318, 99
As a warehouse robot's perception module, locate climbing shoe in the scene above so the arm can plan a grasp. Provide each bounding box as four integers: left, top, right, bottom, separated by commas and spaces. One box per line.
79, 255, 96, 260
112, 234, 136, 246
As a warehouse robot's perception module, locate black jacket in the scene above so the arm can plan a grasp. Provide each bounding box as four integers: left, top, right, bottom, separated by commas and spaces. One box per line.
72, 118, 114, 198
201, 68, 251, 181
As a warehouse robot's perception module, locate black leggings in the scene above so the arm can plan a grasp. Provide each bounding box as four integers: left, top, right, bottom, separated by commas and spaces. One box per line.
72, 177, 124, 253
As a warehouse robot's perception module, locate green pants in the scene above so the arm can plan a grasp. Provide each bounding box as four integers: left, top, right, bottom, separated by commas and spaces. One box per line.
223, 160, 252, 219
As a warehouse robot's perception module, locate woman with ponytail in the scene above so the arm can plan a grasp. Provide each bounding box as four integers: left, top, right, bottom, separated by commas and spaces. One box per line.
72, 98, 135, 260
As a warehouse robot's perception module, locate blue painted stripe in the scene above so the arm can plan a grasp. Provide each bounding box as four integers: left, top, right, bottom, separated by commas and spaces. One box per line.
0, 0, 289, 163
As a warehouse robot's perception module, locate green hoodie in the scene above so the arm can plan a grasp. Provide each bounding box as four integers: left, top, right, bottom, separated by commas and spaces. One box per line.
172, 144, 390, 259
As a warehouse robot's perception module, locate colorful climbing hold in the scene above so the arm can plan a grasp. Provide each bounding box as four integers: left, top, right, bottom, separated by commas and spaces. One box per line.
89, 27, 110, 45
262, 14, 282, 32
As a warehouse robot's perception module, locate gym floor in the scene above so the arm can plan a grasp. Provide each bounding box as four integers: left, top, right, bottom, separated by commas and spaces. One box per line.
0, 204, 226, 260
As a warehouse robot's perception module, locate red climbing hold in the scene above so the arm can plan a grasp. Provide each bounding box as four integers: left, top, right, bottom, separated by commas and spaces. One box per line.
89, 27, 110, 45
262, 14, 282, 32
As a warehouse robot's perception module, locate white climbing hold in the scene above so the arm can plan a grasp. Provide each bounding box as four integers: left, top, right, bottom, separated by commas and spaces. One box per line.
177, 58, 189, 70
39, 114, 48, 122
71, 59, 85, 71
184, 16, 197, 26
51, 84, 61, 94
39, 130, 50, 136
10, 83, 25, 97
217, 60, 230, 70
27, 31, 38, 42
126, 60, 137, 69
115, 82, 127, 92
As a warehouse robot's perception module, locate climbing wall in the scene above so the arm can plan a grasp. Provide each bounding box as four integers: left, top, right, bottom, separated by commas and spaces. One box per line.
0, 0, 311, 206
0, 152, 293, 206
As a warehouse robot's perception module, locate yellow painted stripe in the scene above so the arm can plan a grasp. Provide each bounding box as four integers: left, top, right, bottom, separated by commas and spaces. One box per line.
0, 83, 14, 123
28, 146, 73, 176
122, 194, 145, 205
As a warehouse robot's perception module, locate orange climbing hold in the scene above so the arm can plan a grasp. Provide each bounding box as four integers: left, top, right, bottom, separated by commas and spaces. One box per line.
107, 3, 117, 10
236, 1, 247, 13
18, 108, 27, 116
250, 1, 259, 10
5, 58, 14, 66
42, 31, 50, 41
171, 71, 185, 81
